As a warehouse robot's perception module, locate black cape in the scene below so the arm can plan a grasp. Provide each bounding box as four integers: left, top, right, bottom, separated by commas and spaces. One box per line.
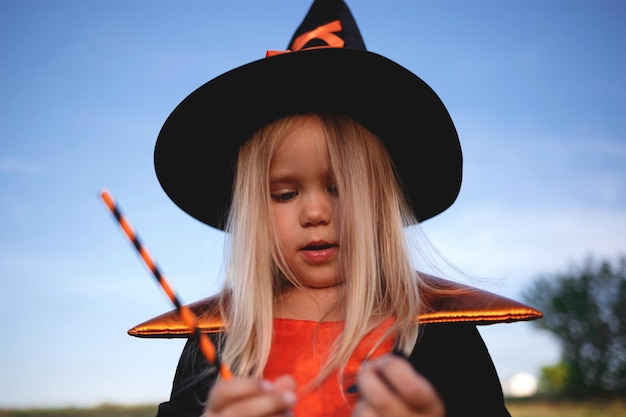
155, 321, 512, 417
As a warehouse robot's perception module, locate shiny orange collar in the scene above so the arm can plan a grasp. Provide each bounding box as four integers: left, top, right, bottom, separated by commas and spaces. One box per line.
128, 274, 542, 338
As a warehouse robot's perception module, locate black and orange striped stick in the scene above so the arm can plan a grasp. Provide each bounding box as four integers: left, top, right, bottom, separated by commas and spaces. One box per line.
99, 189, 233, 379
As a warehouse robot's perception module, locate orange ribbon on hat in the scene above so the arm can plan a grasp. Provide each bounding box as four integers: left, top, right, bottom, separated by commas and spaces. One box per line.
266, 20, 343, 58
291, 20, 344, 51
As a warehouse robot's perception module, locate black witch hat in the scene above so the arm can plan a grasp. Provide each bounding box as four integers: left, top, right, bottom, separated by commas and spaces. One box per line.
154, 0, 462, 229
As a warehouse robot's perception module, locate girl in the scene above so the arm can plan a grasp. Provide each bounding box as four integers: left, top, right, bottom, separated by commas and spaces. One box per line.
214, 113, 435, 416
133, 1, 542, 416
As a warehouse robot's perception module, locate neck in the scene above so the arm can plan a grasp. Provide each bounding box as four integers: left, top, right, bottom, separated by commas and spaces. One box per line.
274, 283, 345, 321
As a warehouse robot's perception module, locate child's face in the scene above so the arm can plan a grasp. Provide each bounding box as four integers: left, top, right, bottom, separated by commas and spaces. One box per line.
269, 118, 343, 289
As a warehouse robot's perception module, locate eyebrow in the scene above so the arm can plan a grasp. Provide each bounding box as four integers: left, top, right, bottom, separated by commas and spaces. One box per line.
269, 170, 298, 184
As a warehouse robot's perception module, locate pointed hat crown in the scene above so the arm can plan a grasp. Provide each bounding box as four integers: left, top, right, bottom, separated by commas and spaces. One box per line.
287, 0, 366, 50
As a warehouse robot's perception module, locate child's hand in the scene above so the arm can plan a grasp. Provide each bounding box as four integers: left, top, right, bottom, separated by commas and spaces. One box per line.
353, 355, 444, 417
203, 374, 296, 417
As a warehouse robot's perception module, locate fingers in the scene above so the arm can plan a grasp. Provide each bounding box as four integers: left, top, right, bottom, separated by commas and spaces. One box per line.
354, 355, 444, 417
204, 375, 297, 417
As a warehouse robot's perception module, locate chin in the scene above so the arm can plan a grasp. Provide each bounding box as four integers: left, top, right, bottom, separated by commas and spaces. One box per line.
303, 280, 345, 289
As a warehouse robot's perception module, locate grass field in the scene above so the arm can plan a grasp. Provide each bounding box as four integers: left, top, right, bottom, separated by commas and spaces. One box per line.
0, 404, 157, 417
506, 398, 626, 417
1, 399, 625, 417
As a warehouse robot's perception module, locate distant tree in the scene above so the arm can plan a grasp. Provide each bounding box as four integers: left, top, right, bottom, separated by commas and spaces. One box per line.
538, 362, 571, 394
522, 254, 626, 396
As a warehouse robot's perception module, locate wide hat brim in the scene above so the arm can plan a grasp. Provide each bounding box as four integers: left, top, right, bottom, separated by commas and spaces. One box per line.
155, 47, 462, 229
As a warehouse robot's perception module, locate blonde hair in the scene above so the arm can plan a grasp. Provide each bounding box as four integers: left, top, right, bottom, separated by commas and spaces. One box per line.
218, 113, 422, 387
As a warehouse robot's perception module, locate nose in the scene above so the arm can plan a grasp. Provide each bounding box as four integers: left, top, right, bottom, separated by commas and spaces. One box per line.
300, 191, 332, 227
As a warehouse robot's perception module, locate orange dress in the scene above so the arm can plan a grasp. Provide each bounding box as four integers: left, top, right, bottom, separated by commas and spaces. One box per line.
264, 317, 395, 417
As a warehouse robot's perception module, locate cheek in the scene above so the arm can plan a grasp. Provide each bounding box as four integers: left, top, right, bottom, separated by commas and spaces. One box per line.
332, 203, 341, 227
272, 205, 294, 245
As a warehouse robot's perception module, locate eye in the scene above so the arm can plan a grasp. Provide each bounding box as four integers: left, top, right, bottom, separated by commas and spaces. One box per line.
271, 191, 298, 202
328, 185, 339, 196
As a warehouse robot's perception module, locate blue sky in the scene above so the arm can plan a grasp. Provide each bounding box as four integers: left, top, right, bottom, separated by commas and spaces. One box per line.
1, 0, 625, 409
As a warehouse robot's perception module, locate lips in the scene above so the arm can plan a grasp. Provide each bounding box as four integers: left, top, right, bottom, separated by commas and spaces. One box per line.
301, 241, 337, 263
302, 241, 334, 250
302, 240, 336, 250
